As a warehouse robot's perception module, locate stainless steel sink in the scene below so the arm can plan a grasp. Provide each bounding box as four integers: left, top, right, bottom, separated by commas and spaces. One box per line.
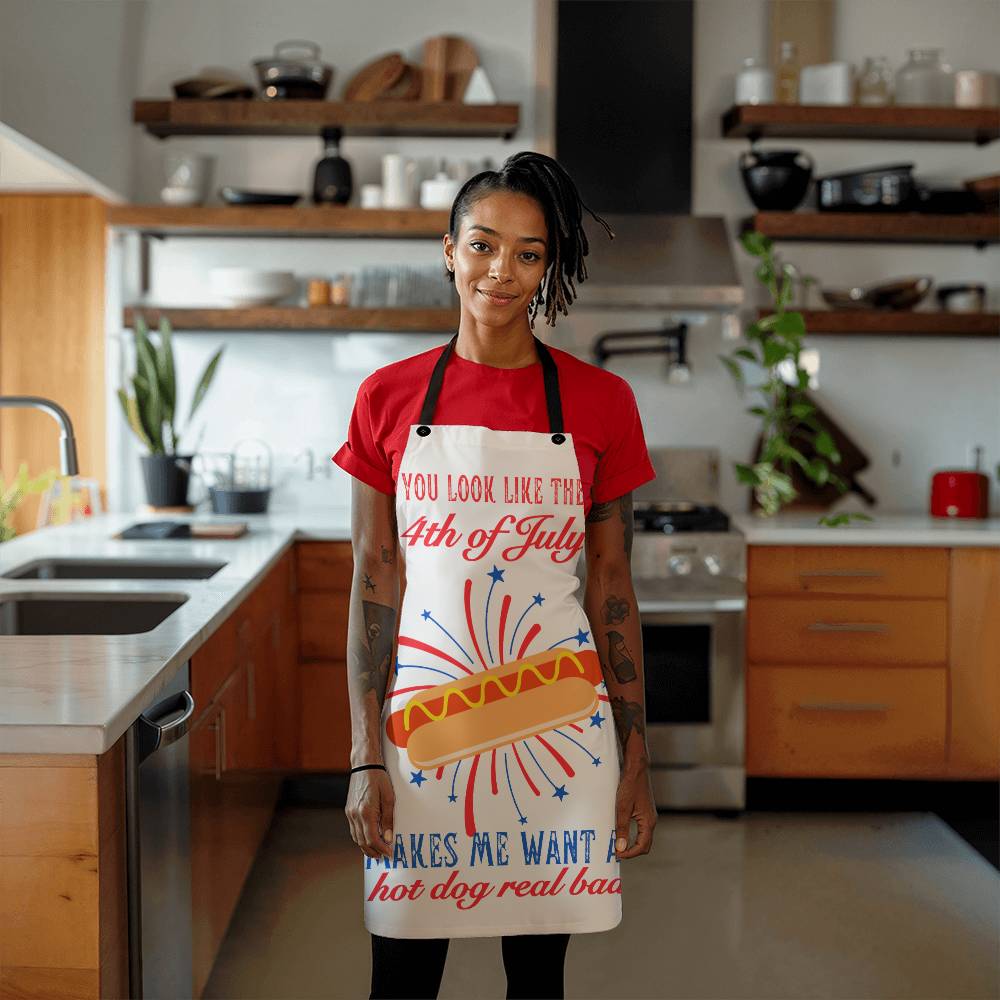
2, 558, 226, 581
0, 594, 188, 635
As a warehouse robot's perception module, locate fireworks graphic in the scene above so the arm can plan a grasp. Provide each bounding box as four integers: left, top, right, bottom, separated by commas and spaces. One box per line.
386, 563, 611, 835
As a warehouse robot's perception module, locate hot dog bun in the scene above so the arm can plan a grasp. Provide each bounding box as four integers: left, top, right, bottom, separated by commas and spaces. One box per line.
385, 647, 603, 768
409, 677, 598, 768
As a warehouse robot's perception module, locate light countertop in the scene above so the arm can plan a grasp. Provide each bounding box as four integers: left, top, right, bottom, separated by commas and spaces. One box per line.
733, 511, 1000, 547
0, 509, 350, 755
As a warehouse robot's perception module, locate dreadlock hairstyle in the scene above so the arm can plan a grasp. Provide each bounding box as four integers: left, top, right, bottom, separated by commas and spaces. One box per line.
446, 151, 615, 328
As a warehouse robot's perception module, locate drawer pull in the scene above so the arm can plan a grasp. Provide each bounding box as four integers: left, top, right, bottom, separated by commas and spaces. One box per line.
796, 700, 890, 712
798, 569, 883, 578
807, 621, 889, 633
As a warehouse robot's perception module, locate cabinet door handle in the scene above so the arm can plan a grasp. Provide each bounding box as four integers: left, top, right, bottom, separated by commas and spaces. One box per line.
247, 659, 256, 721
795, 701, 890, 712
209, 705, 226, 780
798, 569, 883, 578
807, 621, 889, 633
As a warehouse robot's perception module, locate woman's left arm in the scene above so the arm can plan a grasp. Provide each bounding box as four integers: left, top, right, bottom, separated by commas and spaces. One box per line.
583, 491, 657, 860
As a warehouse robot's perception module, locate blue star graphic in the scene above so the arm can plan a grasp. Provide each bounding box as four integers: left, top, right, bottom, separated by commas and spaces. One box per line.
410, 771, 426, 787
553, 785, 568, 801
488, 565, 505, 583
574, 628, 590, 646
448, 793, 457, 802
518, 816, 528, 824
533, 593, 545, 606
592, 757, 602, 767
421, 609, 432, 620
589, 711, 604, 728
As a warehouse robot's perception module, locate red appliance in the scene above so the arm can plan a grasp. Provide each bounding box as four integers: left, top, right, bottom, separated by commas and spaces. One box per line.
929, 448, 990, 518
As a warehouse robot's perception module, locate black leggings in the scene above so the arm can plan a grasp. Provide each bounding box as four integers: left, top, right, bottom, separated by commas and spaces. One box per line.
370, 931, 571, 999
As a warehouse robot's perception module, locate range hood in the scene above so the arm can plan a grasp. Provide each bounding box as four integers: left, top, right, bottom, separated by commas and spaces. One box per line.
573, 213, 745, 312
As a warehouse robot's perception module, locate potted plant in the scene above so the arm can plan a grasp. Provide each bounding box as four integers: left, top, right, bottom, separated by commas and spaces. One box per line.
719, 230, 873, 528
117, 314, 223, 508
0, 463, 58, 542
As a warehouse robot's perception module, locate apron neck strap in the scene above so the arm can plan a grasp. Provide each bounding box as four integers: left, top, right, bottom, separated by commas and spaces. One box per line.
417, 333, 565, 435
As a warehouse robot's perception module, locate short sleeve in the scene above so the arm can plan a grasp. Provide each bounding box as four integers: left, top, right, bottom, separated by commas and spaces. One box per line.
331, 378, 395, 495
591, 379, 656, 503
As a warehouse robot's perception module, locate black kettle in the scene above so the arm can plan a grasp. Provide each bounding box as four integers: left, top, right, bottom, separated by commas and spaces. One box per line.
739, 147, 814, 211
313, 127, 352, 205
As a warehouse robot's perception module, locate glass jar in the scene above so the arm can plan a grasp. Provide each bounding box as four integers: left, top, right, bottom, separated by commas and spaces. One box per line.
735, 57, 775, 105
776, 41, 799, 104
857, 56, 893, 105
895, 48, 954, 105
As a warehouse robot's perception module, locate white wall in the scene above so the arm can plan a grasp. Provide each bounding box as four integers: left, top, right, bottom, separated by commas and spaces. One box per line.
15, 0, 996, 516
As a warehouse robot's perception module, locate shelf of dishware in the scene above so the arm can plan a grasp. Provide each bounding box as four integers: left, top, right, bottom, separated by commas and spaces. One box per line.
748, 211, 1000, 245
721, 104, 1000, 144
132, 99, 520, 138
107, 205, 452, 238
757, 308, 999, 337
123, 305, 460, 332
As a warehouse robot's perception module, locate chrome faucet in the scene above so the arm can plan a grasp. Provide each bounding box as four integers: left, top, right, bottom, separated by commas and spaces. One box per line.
0, 396, 79, 475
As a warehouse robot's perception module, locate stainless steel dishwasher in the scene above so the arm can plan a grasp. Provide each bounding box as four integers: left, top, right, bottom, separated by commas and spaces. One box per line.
125, 660, 195, 999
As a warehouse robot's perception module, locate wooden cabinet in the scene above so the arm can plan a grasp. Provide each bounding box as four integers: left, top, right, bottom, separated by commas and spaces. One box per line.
295, 542, 354, 770
188, 549, 295, 998
745, 545, 999, 780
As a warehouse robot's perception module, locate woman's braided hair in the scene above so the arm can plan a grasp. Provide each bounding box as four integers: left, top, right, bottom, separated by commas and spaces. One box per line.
446, 151, 614, 328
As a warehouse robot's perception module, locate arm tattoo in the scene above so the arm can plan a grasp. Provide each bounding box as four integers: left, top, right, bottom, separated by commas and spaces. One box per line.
585, 493, 634, 561
362, 573, 375, 591
380, 545, 394, 564
358, 600, 395, 699
609, 695, 646, 750
602, 594, 629, 625
606, 630, 637, 683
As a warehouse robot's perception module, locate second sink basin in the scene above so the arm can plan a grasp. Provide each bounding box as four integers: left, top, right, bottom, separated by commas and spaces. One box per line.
2, 558, 226, 581
0, 594, 188, 635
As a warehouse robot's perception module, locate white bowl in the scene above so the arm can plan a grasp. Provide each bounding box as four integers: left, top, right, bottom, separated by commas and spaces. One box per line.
209, 268, 297, 306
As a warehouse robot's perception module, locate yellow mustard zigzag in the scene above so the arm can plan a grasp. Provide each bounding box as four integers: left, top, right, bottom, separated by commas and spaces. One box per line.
403, 648, 587, 731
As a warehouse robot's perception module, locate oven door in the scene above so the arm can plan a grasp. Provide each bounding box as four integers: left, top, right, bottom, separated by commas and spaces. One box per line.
639, 601, 745, 792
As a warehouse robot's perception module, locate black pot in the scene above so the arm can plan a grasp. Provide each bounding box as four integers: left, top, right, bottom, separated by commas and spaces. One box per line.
140, 453, 195, 508
739, 148, 814, 211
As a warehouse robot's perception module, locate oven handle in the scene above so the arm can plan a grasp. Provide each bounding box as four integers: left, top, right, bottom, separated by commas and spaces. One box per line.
638, 597, 745, 614
807, 621, 889, 633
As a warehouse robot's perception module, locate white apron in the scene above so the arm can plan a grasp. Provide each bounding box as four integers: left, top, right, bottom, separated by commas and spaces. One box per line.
363, 332, 623, 939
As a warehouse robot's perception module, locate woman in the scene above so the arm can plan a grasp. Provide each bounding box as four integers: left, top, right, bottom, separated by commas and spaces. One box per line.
332, 151, 657, 1000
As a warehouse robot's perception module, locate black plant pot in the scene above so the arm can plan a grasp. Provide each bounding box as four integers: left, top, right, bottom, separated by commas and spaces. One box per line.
140, 453, 195, 507
739, 148, 815, 211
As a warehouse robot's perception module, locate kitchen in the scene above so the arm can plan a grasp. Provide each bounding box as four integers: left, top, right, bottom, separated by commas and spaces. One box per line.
0, 0, 998, 998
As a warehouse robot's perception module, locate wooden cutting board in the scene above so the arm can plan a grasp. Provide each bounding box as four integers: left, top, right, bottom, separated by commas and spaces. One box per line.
421, 35, 478, 101
344, 52, 406, 101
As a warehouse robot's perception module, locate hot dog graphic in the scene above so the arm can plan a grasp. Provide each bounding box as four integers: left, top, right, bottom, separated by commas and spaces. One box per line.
385, 647, 604, 769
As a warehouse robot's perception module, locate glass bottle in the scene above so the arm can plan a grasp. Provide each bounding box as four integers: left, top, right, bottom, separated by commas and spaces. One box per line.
857, 57, 893, 105
895, 48, 954, 106
776, 41, 800, 104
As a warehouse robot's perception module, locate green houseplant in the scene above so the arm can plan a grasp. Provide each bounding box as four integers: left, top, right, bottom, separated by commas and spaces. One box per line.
117, 313, 223, 507
0, 463, 58, 542
720, 231, 873, 528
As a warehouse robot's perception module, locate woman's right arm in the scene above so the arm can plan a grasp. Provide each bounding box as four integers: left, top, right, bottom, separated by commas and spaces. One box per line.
344, 476, 399, 860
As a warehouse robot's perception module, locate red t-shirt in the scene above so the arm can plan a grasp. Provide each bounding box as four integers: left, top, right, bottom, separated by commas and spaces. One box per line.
331, 341, 656, 518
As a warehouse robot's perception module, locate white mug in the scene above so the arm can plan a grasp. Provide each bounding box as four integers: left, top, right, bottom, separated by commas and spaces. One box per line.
360, 183, 383, 208
381, 154, 418, 209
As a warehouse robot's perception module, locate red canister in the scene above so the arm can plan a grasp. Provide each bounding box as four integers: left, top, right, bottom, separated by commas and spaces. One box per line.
929, 469, 990, 519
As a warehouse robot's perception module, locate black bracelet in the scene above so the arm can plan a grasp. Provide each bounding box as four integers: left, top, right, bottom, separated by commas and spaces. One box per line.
350, 763, 387, 775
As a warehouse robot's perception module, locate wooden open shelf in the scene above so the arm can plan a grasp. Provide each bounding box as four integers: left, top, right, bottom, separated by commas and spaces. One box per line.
758, 308, 999, 337
123, 305, 460, 332
133, 99, 520, 138
722, 103, 1000, 144
107, 205, 451, 238
749, 212, 1000, 245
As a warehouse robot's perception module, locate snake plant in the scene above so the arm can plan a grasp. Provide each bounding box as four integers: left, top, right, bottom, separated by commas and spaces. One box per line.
719, 230, 872, 528
117, 313, 223, 455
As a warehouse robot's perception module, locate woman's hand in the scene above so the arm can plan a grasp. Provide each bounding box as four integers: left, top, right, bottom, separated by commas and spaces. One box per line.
614, 759, 657, 860
346, 769, 395, 859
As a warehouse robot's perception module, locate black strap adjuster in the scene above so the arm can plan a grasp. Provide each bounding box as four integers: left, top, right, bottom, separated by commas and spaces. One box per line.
416, 425, 431, 436
551, 432, 566, 445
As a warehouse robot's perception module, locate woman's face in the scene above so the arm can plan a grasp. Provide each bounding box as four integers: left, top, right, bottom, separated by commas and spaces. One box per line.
444, 190, 549, 323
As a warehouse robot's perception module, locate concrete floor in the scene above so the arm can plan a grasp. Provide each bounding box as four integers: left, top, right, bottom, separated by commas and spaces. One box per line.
204, 802, 999, 1000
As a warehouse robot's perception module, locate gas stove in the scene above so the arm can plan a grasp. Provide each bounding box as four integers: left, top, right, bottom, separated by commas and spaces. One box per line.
634, 501, 730, 534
